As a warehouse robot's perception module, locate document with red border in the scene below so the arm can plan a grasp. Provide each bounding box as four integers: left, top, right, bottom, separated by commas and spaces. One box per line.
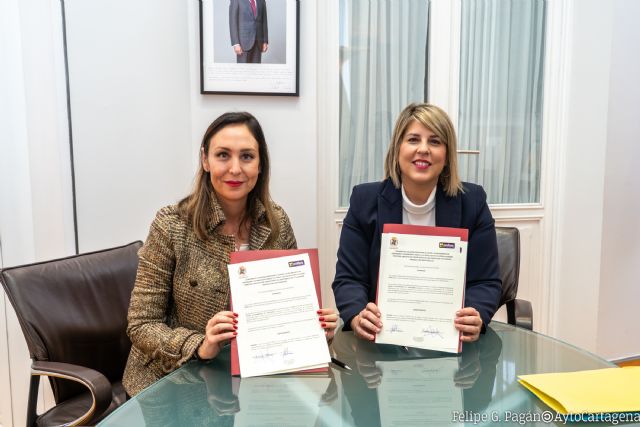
375, 224, 468, 353
229, 249, 329, 377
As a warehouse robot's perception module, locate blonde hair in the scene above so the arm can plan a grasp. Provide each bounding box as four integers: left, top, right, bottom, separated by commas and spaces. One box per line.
384, 103, 462, 197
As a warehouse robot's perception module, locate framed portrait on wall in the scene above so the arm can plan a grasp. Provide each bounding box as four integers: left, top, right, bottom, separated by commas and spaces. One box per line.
199, 0, 300, 96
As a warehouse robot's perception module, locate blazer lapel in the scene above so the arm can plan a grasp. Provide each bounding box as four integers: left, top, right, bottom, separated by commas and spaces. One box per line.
249, 223, 271, 249
435, 184, 462, 227
378, 179, 402, 231
249, 200, 271, 249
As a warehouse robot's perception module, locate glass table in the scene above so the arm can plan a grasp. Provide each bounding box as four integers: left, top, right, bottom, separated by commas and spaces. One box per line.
99, 322, 636, 426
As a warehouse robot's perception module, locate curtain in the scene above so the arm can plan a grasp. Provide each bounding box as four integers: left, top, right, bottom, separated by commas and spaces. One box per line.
339, 0, 430, 207
458, 0, 546, 204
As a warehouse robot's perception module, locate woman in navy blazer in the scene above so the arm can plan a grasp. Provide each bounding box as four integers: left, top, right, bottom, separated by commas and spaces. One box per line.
332, 103, 501, 343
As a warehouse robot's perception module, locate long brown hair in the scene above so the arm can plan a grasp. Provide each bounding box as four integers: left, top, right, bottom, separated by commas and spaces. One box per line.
384, 103, 463, 197
178, 112, 279, 242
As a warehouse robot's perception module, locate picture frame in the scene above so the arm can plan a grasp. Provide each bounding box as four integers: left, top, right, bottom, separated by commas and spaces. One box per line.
199, 0, 300, 96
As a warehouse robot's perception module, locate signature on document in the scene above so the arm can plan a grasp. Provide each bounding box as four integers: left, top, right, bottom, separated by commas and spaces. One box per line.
252, 347, 295, 362
389, 324, 404, 333
252, 350, 276, 361
421, 326, 444, 339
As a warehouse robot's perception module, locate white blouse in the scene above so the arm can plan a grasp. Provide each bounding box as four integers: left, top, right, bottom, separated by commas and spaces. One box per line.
401, 185, 436, 226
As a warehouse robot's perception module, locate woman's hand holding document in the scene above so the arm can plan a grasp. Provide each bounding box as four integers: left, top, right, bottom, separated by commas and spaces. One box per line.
228, 252, 331, 378
376, 224, 468, 353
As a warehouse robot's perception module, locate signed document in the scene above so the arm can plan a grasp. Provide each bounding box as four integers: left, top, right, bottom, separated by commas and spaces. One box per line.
228, 252, 330, 377
376, 224, 468, 353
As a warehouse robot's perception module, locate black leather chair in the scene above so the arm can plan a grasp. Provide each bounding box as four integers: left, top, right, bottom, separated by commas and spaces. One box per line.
0, 241, 142, 426
495, 227, 533, 330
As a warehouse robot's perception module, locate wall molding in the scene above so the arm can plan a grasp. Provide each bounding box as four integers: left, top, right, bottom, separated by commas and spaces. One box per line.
59, 0, 79, 255
429, 0, 461, 122
539, 0, 574, 339
316, 0, 340, 308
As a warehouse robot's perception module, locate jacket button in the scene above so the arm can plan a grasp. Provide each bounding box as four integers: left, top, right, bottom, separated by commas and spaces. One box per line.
189, 279, 198, 287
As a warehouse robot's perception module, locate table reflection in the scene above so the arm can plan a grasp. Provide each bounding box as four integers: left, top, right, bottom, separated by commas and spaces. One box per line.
332, 327, 503, 426
101, 323, 633, 426
136, 351, 238, 426
136, 349, 338, 426
130, 328, 501, 426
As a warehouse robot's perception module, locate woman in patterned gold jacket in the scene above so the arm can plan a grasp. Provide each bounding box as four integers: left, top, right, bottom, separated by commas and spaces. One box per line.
123, 112, 338, 396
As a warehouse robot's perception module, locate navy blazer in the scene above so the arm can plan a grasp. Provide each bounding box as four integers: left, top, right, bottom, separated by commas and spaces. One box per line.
332, 178, 501, 331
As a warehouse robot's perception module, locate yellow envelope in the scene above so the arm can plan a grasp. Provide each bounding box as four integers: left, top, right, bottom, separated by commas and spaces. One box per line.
518, 367, 640, 415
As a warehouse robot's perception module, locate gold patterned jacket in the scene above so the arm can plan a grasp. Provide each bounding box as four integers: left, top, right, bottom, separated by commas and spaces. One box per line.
122, 194, 296, 396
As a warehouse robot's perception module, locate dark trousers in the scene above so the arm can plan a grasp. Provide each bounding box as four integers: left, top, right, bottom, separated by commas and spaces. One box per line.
236, 44, 262, 63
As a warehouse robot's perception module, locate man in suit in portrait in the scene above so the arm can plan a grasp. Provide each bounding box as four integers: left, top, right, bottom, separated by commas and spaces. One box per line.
229, 0, 268, 64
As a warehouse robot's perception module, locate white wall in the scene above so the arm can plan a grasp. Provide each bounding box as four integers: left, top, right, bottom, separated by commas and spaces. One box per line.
1, 0, 74, 264
186, 0, 318, 249
552, 0, 640, 360
64, 0, 317, 252
1, 1, 317, 425
64, 0, 193, 252
552, 0, 613, 352
596, 0, 640, 361
1, 0, 74, 425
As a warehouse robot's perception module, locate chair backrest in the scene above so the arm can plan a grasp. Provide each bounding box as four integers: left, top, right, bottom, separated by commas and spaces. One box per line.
0, 241, 142, 403
495, 227, 520, 307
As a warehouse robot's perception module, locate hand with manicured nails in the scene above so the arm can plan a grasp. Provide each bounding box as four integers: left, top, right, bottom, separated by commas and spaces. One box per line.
198, 311, 238, 360
317, 308, 339, 342
350, 302, 382, 341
